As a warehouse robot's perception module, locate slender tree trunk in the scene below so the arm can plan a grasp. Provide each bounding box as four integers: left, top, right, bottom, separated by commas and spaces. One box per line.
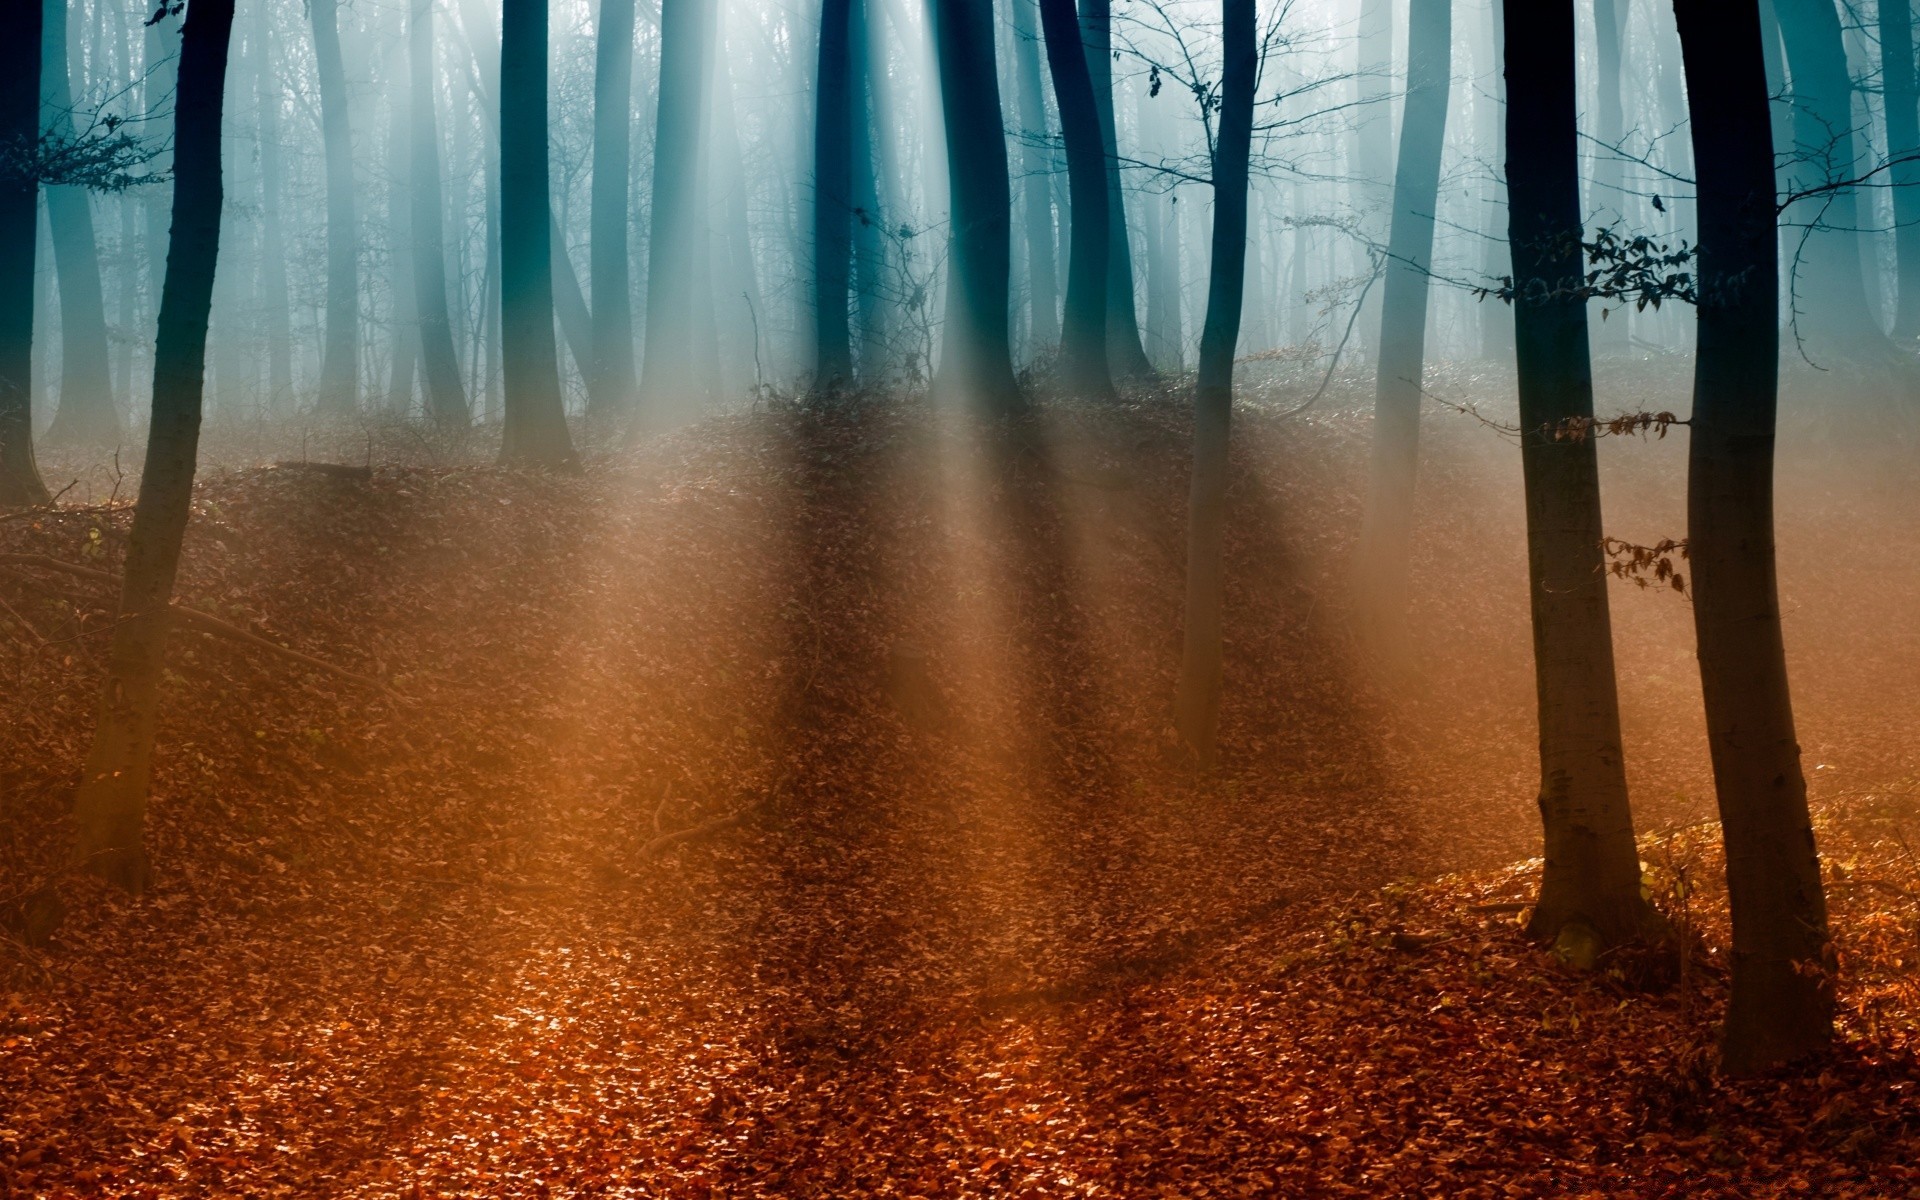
1352, 0, 1451, 662
1081, 0, 1152, 379
589, 0, 638, 415
1352, 0, 1394, 363
41, 0, 118, 446
498, 0, 577, 465
850, 0, 891, 374
386, 49, 418, 416
411, 0, 467, 426
1673, 0, 1833, 1075
1040, 0, 1112, 395
311, 0, 360, 413
930, 0, 1021, 412
1504, 0, 1659, 955
1010, 0, 1060, 351
1772, 0, 1886, 344
1883, 0, 1920, 337
0, 2, 48, 507
143, 8, 179, 327
1588, 0, 1628, 353
639, 0, 713, 414
255, 0, 293, 408
813, 0, 857, 383
1477, 0, 1511, 361
1173, 0, 1255, 763
70, 0, 235, 892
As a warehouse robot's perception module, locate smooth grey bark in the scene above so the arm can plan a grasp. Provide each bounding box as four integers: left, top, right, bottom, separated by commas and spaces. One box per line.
639, 0, 713, 413
410, 0, 468, 426
589, 0, 638, 415
1504, 0, 1659, 953
1010, 0, 1060, 351
71, 0, 235, 891
1476, 0, 1511, 361
1673, 0, 1833, 1075
1081, 0, 1153, 379
1883, 0, 1920, 337
1040, 0, 1113, 396
1587, 0, 1628, 352
814, 0, 857, 382
311, 0, 359, 413
0, 1, 47, 507
40, 0, 118, 446
1352, 0, 1451, 661
498, 0, 577, 466
254, 0, 293, 408
1173, 0, 1256, 763
930, 0, 1022, 412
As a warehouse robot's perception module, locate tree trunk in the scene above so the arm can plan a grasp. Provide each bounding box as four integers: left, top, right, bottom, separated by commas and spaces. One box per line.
813, 0, 857, 384
1503, 0, 1659, 954
1352, 0, 1451, 663
1883, 0, 1920, 338
639, 0, 713, 415
311, 0, 360, 413
850, 0, 891, 374
1587, 0, 1629, 355
386, 48, 418, 416
498, 0, 578, 466
1476, 0, 1511, 362
411, 0, 468, 426
1010, 0, 1060, 351
40, 0, 119, 447
255, 0, 293, 409
1352, 0, 1394, 363
1674, 0, 1833, 1075
930, 0, 1022, 412
1081, 0, 1153, 380
588, 0, 638, 415
70, 0, 235, 892
1173, 0, 1255, 763
143, 8, 179, 336
1040, 0, 1112, 396
1772, 0, 1886, 344
0, 1, 47, 507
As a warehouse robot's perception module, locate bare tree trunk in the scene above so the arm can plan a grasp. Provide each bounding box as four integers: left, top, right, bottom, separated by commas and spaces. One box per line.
1010, 0, 1060, 351
930, 0, 1021, 412
1674, 0, 1833, 1075
0, 1, 48, 507
70, 0, 235, 891
1587, 0, 1628, 355
1883, 0, 1920, 337
498, 0, 577, 465
813, 0, 857, 383
311, 0, 360, 413
255, 0, 293, 409
1040, 0, 1112, 395
1503, 0, 1659, 955
1173, 0, 1255, 763
1081, 0, 1153, 380
1352, 0, 1451, 663
588, 0, 638, 416
41, 0, 119, 446
411, 0, 468, 426
639, 0, 713, 414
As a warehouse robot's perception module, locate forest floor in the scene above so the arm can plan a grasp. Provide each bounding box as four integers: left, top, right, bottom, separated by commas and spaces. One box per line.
3, 366, 1920, 1198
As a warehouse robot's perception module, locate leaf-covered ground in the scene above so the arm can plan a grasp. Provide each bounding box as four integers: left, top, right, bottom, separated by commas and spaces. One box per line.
4, 374, 1919, 1197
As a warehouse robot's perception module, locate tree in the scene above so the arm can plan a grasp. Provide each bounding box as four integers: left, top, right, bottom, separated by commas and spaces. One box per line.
813, 0, 857, 384
639, 0, 713, 416
588, 0, 639, 416
930, 0, 1022, 413
1586, 0, 1628, 355
1081, 0, 1154, 380
311, 0, 360, 414
1673, 0, 1833, 1074
1881, 0, 1920, 338
411, 0, 468, 426
1173, 0, 1255, 763
1351, 0, 1451, 662
1501, 0, 1659, 956
1009, 0, 1061, 352
0, 0, 48, 507
254, 0, 294, 407
40, 0, 119, 447
498, 0, 578, 466
1039, 0, 1113, 397
71, 0, 237, 891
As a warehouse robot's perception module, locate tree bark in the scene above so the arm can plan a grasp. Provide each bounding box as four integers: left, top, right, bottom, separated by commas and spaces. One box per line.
1883, 0, 1920, 338
639, 0, 713, 415
498, 0, 578, 466
1503, 0, 1659, 954
411, 0, 468, 426
1674, 0, 1833, 1075
311, 0, 360, 414
813, 0, 857, 383
1040, 0, 1112, 396
254, 0, 294, 408
1081, 0, 1153, 380
930, 0, 1022, 413
0, 0, 48, 507
1587, 0, 1629, 354
40, 0, 118, 446
1352, 0, 1451, 663
70, 0, 236, 892
589, 0, 639, 415
1173, 0, 1255, 763
1010, 0, 1060, 351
